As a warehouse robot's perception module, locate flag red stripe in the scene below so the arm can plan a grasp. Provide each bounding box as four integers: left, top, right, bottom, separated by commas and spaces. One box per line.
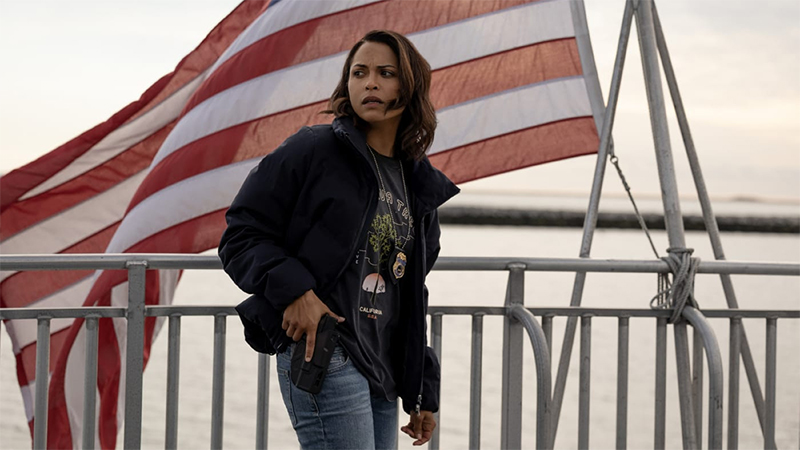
129, 39, 581, 210
430, 38, 580, 109
96, 313, 120, 449
2, 271, 92, 310
430, 116, 599, 184
125, 210, 227, 254
182, 0, 538, 113
1, 223, 119, 308
128, 103, 332, 211
0, 124, 169, 241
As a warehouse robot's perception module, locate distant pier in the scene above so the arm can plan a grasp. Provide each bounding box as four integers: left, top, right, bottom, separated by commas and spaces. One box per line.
439, 207, 800, 234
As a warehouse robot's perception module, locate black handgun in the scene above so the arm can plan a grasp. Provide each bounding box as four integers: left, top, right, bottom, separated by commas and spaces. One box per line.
290, 314, 341, 394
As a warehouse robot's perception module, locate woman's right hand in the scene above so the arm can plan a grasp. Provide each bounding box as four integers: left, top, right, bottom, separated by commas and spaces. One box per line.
282, 290, 344, 362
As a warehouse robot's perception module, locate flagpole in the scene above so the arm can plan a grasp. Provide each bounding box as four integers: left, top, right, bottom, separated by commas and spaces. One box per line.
634, 1, 707, 448
549, 0, 636, 442
652, 4, 773, 447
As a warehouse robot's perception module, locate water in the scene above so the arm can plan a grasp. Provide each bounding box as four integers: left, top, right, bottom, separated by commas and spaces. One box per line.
1, 226, 799, 449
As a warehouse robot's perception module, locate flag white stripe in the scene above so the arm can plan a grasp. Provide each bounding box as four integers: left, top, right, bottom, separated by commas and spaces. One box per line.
112, 283, 130, 446
65, 325, 88, 450
20, 71, 208, 200
70, 271, 175, 446
19, 372, 53, 422
209, 0, 382, 74
21, 383, 34, 422
8, 318, 75, 356
105, 160, 255, 253
8, 277, 94, 352
62, 281, 128, 448
429, 76, 592, 155
0, 171, 148, 281
411, 0, 573, 71
153, 0, 575, 167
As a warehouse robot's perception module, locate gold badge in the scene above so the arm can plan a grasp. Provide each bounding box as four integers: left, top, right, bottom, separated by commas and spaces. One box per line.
392, 251, 407, 280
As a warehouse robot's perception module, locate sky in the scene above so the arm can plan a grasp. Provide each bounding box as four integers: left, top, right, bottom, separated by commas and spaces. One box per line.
1, 0, 799, 206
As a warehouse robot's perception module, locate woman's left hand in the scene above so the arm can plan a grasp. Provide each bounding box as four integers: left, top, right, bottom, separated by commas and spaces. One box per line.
401, 410, 436, 446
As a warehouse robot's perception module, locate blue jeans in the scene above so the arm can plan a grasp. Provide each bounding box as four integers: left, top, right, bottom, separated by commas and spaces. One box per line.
277, 344, 398, 449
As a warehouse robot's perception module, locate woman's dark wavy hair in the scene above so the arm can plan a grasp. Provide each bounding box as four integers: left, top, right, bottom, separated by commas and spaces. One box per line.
324, 30, 436, 161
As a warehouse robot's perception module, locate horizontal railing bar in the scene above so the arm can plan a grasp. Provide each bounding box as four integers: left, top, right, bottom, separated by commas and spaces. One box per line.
2, 254, 798, 276
435, 257, 800, 275
0, 308, 126, 320
0, 254, 221, 270
146, 306, 237, 317
697, 310, 800, 319
429, 306, 800, 319
4, 306, 797, 321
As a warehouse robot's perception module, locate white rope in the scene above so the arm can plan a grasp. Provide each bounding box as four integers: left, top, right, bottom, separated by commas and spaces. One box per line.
650, 247, 701, 323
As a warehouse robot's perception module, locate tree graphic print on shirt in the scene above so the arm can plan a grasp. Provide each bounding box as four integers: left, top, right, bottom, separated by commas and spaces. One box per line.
363, 213, 396, 305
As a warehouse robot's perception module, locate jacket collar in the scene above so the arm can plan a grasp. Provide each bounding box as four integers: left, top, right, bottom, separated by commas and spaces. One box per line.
332, 117, 460, 215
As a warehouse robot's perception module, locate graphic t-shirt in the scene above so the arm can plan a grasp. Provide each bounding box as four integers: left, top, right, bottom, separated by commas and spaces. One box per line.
328, 149, 414, 400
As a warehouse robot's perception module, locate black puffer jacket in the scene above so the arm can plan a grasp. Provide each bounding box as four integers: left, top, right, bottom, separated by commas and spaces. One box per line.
218, 116, 459, 414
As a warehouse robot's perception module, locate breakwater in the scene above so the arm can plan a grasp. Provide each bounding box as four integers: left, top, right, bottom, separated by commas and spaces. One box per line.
438, 207, 800, 233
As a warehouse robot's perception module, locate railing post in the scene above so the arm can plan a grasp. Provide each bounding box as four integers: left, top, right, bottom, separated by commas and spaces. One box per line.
674, 322, 697, 449
33, 316, 52, 450
616, 316, 629, 450
430, 313, 443, 450
692, 326, 704, 447
165, 314, 181, 450
654, 317, 667, 450
256, 353, 270, 450
124, 260, 147, 450
469, 313, 484, 450
578, 315, 592, 449
728, 317, 741, 450
211, 313, 227, 450
764, 318, 777, 450
501, 263, 525, 449
682, 307, 723, 450
508, 305, 552, 450
541, 314, 553, 363
82, 316, 100, 450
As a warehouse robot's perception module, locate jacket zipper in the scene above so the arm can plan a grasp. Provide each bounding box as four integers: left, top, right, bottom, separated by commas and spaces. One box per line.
414, 208, 429, 416
329, 131, 378, 286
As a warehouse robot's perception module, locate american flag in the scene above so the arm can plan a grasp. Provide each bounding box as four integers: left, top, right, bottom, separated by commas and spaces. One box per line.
0, 0, 603, 447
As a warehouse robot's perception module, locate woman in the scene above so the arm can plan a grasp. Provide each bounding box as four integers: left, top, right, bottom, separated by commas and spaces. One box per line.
219, 30, 458, 449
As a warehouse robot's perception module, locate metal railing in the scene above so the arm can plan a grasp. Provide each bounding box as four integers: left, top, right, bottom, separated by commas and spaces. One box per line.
1, 254, 798, 449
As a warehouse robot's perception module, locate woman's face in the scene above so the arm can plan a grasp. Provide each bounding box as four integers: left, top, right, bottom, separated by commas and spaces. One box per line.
347, 41, 405, 129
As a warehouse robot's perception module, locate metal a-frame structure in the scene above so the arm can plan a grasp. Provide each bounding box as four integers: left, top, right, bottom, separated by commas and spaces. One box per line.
550, 1, 777, 448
